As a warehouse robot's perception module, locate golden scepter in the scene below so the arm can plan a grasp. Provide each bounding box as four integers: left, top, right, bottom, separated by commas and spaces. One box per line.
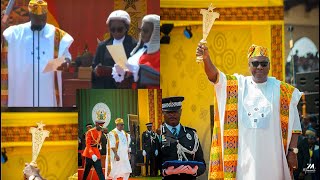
196, 3, 220, 63
29, 122, 50, 167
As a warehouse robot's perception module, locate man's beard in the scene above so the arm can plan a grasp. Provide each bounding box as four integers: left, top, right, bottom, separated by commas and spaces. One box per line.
31, 24, 45, 31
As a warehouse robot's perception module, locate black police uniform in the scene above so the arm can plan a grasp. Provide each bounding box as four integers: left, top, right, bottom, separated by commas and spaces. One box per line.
160, 125, 206, 180
142, 130, 159, 176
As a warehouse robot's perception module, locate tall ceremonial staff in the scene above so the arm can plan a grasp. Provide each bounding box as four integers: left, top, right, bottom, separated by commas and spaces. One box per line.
196, 3, 220, 63
1, 0, 15, 24
1, 0, 15, 50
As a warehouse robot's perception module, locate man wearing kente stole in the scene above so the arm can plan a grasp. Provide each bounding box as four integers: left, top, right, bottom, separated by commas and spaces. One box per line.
197, 42, 302, 179
2, 0, 73, 107
105, 118, 132, 180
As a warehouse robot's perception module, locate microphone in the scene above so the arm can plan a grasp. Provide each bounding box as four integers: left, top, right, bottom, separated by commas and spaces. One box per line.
32, 31, 35, 107
31, 27, 42, 107
287, 25, 295, 85
37, 31, 40, 107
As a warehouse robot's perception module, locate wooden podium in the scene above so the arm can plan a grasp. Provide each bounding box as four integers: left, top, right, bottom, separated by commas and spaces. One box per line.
62, 72, 91, 107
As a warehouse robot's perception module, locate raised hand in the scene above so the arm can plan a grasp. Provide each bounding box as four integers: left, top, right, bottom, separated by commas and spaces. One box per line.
196, 43, 210, 61
23, 163, 41, 179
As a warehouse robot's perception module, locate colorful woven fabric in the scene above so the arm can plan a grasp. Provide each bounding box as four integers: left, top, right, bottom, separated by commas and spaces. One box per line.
247, 44, 269, 59
115, 118, 125, 125
106, 137, 112, 177
279, 81, 298, 154
223, 75, 239, 179
53, 27, 66, 106
1, 40, 8, 107
28, 0, 48, 15
209, 75, 239, 180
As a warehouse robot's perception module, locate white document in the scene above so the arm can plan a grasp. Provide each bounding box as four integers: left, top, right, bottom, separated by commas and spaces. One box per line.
42, 56, 65, 73
106, 44, 128, 69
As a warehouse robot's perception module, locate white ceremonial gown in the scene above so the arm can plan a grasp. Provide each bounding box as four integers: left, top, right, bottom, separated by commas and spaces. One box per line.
214, 71, 302, 180
3, 22, 73, 107
106, 128, 132, 179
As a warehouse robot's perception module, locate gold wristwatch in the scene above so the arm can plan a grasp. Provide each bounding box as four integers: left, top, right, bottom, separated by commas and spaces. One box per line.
288, 147, 299, 154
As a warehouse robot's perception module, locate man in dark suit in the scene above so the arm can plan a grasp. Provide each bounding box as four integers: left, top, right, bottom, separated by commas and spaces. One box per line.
92, 10, 137, 89
142, 122, 159, 176
294, 128, 310, 180
160, 96, 206, 180
155, 127, 162, 176
129, 133, 138, 177
100, 128, 108, 155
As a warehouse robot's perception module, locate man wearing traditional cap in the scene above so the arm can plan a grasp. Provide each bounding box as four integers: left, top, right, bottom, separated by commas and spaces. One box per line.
197, 44, 302, 179
142, 122, 159, 176
92, 10, 137, 89
112, 14, 160, 88
105, 118, 132, 180
82, 120, 106, 180
161, 96, 206, 180
2, 0, 73, 107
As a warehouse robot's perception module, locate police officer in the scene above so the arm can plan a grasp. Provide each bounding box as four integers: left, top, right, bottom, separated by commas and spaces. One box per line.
142, 122, 159, 176
160, 96, 206, 180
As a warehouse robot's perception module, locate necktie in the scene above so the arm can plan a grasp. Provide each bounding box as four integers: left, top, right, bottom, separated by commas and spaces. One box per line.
172, 127, 178, 137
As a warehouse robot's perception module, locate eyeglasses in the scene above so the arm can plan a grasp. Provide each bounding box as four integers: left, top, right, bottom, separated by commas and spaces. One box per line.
250, 61, 269, 67
110, 26, 125, 33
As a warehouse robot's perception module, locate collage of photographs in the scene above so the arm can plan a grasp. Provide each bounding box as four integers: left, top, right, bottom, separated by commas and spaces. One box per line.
0, 0, 319, 180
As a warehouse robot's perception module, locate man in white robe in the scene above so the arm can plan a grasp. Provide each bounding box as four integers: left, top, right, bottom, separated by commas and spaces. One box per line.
105, 118, 132, 180
2, 0, 73, 107
197, 44, 302, 180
